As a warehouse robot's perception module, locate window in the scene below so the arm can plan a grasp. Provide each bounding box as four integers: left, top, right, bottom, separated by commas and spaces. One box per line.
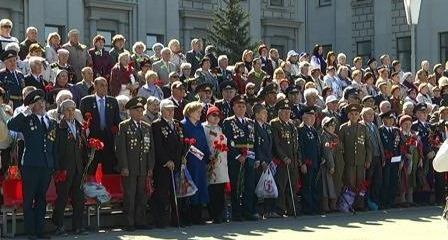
319, 0, 331, 7
397, 36, 411, 72
270, 0, 284, 7
44, 25, 65, 43
356, 40, 372, 66
146, 34, 164, 55
321, 44, 332, 58
97, 30, 115, 51
440, 32, 448, 64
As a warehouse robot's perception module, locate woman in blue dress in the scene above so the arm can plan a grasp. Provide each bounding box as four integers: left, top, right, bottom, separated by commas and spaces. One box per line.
181, 101, 211, 224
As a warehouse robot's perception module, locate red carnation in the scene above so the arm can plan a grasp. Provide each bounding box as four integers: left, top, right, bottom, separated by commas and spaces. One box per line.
304, 159, 312, 168
87, 138, 105, 151
44, 83, 54, 93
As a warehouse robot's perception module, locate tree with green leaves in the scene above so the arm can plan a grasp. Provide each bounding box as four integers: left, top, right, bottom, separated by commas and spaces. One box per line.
208, 0, 256, 64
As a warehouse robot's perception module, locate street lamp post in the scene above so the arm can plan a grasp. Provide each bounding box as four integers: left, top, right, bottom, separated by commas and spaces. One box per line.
404, 0, 421, 73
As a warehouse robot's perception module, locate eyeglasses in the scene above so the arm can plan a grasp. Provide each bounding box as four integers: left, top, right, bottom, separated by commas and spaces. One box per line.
1, 25, 11, 29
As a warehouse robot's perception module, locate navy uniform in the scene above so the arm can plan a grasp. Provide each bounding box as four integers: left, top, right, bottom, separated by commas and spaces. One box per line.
378, 111, 402, 208
7, 90, 56, 238
259, 83, 278, 122
0, 50, 25, 109
252, 103, 275, 217
286, 86, 303, 127
339, 87, 361, 124
298, 106, 322, 214
222, 95, 257, 221
411, 103, 433, 204
215, 81, 236, 120
116, 97, 155, 230
270, 99, 300, 216
196, 82, 214, 123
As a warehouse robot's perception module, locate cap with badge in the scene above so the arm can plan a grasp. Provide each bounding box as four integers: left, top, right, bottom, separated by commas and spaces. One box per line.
257, 83, 278, 98
287, 50, 299, 58
362, 95, 375, 103
275, 99, 291, 111
379, 110, 396, 119
125, 96, 147, 110
24, 89, 45, 106
285, 85, 300, 95
302, 106, 316, 115
346, 103, 362, 113
1, 49, 17, 62
414, 102, 428, 113
321, 116, 336, 127
219, 81, 237, 92
195, 82, 213, 93
343, 87, 359, 100
230, 95, 246, 106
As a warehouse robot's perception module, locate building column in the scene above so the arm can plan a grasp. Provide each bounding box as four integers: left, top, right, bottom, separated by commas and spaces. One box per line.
248, 0, 261, 42
374, 0, 393, 57
165, 0, 180, 41
89, 17, 98, 40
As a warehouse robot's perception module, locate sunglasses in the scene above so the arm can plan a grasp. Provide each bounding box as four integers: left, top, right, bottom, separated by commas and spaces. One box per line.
1, 25, 11, 29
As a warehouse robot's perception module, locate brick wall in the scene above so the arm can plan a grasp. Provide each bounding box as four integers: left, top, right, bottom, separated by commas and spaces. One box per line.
351, 0, 375, 57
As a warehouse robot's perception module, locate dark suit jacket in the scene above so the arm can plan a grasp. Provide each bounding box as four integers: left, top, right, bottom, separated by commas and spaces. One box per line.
215, 99, 233, 120
186, 50, 203, 76
168, 96, 188, 121
152, 118, 184, 170
254, 121, 273, 164
24, 74, 46, 90
79, 95, 121, 138
379, 126, 403, 162
54, 119, 85, 173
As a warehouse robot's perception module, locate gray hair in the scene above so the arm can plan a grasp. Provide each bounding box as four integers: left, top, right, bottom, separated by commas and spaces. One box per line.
59, 99, 76, 112
146, 96, 161, 106
160, 47, 171, 55
0, 19, 12, 28
132, 41, 146, 53
218, 55, 228, 63
303, 88, 319, 100
26, 26, 37, 34
152, 43, 164, 52
55, 90, 73, 106
28, 56, 44, 68
5, 42, 19, 52
116, 95, 130, 110
118, 51, 131, 63
180, 62, 192, 70
403, 101, 414, 110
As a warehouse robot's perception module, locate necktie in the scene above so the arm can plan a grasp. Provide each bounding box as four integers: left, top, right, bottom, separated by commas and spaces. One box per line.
41, 116, 47, 132
98, 98, 106, 130
136, 122, 143, 139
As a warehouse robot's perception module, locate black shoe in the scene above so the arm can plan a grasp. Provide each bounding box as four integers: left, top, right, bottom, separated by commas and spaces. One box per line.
73, 228, 89, 235
135, 224, 152, 230
54, 227, 67, 236
36, 234, 51, 239
124, 226, 136, 232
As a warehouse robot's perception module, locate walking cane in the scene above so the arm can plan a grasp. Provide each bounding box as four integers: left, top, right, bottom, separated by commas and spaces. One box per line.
286, 164, 297, 217
170, 169, 181, 229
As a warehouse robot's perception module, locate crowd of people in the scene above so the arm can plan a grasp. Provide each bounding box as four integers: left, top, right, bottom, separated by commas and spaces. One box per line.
0, 17, 447, 238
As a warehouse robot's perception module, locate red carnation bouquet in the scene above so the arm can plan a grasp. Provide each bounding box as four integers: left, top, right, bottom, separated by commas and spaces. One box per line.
44, 82, 54, 93
324, 140, 338, 150
429, 134, 442, 149
208, 134, 228, 181
6, 165, 20, 180
80, 137, 105, 188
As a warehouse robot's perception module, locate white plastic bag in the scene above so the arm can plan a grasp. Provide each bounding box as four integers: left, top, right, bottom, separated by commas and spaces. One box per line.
255, 168, 278, 199
83, 182, 111, 204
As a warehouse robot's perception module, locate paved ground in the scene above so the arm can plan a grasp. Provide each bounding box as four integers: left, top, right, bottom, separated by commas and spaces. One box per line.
15, 206, 448, 240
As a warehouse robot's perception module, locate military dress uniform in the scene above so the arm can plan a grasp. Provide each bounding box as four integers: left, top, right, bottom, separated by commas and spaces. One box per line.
338, 104, 372, 210
378, 111, 402, 208
222, 95, 257, 221
270, 99, 301, 216
151, 105, 185, 228
116, 97, 155, 230
298, 107, 322, 214
252, 103, 275, 216
215, 81, 236, 120
0, 50, 25, 109
7, 90, 56, 238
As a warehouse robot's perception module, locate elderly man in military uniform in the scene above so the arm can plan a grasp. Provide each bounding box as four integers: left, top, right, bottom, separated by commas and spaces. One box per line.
196, 82, 214, 122
0, 49, 24, 109
322, 95, 341, 130
259, 83, 278, 122
411, 103, 434, 204
285, 85, 303, 126
7, 89, 56, 239
215, 81, 236, 120
338, 103, 372, 211
339, 87, 361, 123
270, 99, 300, 217
298, 106, 322, 215
378, 110, 402, 209
116, 96, 155, 231
152, 99, 185, 228
222, 95, 258, 221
